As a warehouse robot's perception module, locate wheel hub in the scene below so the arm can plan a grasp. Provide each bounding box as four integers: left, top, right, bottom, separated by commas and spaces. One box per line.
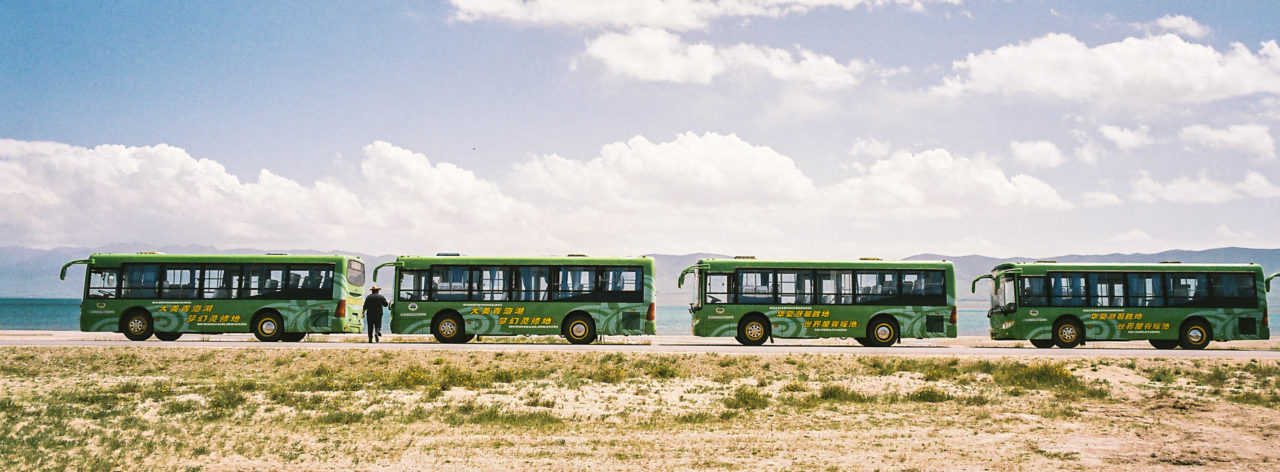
746, 322, 763, 340
571, 322, 587, 338
128, 317, 145, 334
876, 325, 892, 341
1059, 325, 1076, 342
440, 320, 456, 337
260, 320, 277, 336
1188, 327, 1204, 344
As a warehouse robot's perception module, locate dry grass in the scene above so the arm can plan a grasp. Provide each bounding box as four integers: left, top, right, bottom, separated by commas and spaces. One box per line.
0, 347, 1277, 470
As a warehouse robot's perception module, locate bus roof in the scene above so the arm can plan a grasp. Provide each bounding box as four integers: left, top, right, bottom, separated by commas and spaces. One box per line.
79, 253, 361, 266
991, 261, 1264, 275
394, 255, 655, 267
692, 258, 954, 272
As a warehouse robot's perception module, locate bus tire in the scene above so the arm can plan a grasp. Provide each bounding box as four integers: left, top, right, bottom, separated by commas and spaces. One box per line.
864, 316, 898, 347
854, 337, 872, 347
563, 314, 598, 345
1030, 339, 1055, 349
1149, 339, 1178, 350
1178, 319, 1211, 350
121, 309, 154, 342
736, 315, 769, 346
432, 312, 468, 344
251, 311, 285, 342
1052, 318, 1083, 349
281, 332, 307, 342
155, 332, 183, 342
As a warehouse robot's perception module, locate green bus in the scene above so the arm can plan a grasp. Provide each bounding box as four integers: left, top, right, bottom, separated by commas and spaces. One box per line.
60, 253, 366, 342
373, 254, 656, 344
679, 258, 957, 346
972, 261, 1278, 349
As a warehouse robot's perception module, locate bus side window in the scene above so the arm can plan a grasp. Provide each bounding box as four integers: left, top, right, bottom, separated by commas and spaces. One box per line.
705, 274, 729, 304
1018, 276, 1047, 306
123, 264, 159, 299
88, 269, 119, 298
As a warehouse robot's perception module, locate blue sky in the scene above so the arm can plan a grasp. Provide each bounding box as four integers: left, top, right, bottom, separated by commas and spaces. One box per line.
2, 1, 1278, 258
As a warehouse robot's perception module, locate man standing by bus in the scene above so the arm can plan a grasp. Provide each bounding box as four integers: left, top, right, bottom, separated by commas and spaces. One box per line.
364, 286, 388, 343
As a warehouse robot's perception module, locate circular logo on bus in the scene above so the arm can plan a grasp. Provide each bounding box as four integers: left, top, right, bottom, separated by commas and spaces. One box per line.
1029, 309, 1039, 316
95, 302, 106, 309
408, 303, 419, 311
715, 306, 725, 314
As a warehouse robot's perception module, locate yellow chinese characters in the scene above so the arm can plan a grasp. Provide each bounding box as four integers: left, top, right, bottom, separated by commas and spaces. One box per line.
470, 306, 526, 316
804, 320, 858, 328
777, 310, 831, 318
159, 304, 214, 313
1120, 322, 1170, 330
187, 314, 241, 323
498, 317, 553, 326
1089, 312, 1143, 321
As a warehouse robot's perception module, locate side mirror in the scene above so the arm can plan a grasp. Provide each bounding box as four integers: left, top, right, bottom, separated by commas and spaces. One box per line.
1003, 302, 1016, 314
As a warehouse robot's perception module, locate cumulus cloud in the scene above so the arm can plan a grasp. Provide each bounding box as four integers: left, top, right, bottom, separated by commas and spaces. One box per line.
586, 28, 865, 89
1099, 124, 1153, 151
933, 33, 1280, 106
0, 139, 542, 253
1134, 15, 1211, 39
1082, 191, 1122, 207
1130, 170, 1280, 204
1179, 124, 1275, 160
1009, 140, 1066, 168
451, 0, 963, 31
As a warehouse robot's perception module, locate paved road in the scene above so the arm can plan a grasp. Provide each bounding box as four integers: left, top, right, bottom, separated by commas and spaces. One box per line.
1, 331, 1278, 358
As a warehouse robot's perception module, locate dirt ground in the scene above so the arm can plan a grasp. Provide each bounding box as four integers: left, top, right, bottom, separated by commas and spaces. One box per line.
0, 346, 1277, 471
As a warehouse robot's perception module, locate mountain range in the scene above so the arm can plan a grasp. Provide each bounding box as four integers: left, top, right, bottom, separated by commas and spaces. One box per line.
7, 245, 1279, 305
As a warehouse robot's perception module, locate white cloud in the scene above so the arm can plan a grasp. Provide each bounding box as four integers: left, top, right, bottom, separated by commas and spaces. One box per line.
1214, 224, 1256, 240
1009, 140, 1066, 168
0, 139, 542, 253
1179, 124, 1275, 160
1130, 170, 1280, 204
847, 137, 892, 160
585, 28, 865, 89
830, 148, 1074, 216
1134, 15, 1211, 39
1109, 229, 1153, 243
1082, 191, 1122, 207
934, 33, 1280, 106
584, 28, 725, 84
451, 0, 964, 31
1099, 124, 1153, 151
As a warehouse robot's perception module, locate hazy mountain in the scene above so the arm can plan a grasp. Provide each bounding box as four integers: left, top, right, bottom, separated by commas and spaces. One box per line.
8, 246, 1278, 305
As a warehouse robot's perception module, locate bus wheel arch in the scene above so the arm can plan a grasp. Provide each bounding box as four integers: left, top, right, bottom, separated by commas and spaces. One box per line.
431, 310, 471, 344
250, 309, 285, 342
864, 314, 899, 347
1052, 316, 1084, 349
736, 312, 770, 346
1179, 317, 1212, 350
119, 307, 154, 342
562, 311, 598, 345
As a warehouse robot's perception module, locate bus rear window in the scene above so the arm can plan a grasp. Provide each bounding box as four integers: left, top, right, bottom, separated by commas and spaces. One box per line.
347, 260, 366, 287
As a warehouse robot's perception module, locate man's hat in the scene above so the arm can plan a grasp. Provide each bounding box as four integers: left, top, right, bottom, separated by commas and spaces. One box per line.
371, 286, 381, 291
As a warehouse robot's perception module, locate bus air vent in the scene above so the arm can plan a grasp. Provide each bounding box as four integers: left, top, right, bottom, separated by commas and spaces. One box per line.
567, 254, 588, 257
1035, 260, 1057, 263
436, 253, 460, 256
859, 257, 882, 261
1240, 317, 1257, 335
733, 256, 756, 259
1159, 260, 1182, 264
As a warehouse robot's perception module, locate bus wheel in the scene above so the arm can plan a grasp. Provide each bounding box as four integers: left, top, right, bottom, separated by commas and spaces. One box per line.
1178, 320, 1211, 350
155, 332, 182, 342
864, 316, 898, 347
854, 337, 872, 347
252, 312, 284, 342
433, 313, 468, 344
281, 332, 307, 342
564, 314, 598, 345
121, 310, 153, 342
1029, 339, 1055, 349
1052, 319, 1083, 349
1150, 339, 1178, 350
737, 316, 770, 346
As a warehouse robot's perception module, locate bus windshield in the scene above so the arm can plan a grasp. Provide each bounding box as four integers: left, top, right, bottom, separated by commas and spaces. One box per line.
991, 275, 1015, 312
